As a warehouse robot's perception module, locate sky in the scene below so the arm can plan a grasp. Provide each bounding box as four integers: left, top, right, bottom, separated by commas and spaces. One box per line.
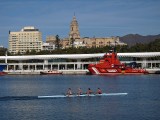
0, 0, 160, 47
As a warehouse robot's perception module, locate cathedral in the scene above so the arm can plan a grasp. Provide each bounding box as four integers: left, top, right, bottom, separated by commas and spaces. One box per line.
46, 15, 126, 49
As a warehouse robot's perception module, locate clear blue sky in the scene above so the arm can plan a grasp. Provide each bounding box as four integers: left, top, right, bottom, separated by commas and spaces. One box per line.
0, 0, 160, 47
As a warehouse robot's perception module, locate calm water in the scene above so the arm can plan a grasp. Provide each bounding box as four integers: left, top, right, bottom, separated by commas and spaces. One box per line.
0, 74, 160, 120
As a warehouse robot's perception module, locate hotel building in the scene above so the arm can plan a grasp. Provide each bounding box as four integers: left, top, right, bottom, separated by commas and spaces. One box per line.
8, 26, 42, 54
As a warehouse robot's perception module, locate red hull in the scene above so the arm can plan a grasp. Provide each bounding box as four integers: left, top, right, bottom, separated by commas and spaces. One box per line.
88, 67, 148, 75
88, 50, 148, 75
0, 72, 7, 76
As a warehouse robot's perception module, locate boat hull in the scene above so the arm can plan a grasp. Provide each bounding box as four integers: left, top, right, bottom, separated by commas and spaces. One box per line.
88, 66, 148, 75
0, 72, 7, 76
0, 65, 7, 76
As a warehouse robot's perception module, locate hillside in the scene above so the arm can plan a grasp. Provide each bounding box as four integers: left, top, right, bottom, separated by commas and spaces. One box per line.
120, 34, 160, 46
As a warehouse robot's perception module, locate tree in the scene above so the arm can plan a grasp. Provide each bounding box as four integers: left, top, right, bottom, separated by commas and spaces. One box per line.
0, 47, 7, 56
25, 50, 30, 55
70, 37, 75, 48
30, 49, 37, 55
55, 35, 61, 50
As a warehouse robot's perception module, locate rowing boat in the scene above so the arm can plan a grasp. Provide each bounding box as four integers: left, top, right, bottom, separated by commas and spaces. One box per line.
38, 93, 128, 98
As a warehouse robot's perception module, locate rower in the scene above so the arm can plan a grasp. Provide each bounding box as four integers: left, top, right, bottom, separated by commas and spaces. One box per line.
66, 88, 72, 96
87, 88, 93, 95
96, 88, 102, 94
77, 88, 83, 96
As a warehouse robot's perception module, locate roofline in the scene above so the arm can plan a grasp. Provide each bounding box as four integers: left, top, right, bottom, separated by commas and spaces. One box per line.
0, 52, 160, 60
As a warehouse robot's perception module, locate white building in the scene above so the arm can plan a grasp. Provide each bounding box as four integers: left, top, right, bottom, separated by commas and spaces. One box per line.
8, 26, 43, 54
42, 43, 55, 51
73, 41, 86, 48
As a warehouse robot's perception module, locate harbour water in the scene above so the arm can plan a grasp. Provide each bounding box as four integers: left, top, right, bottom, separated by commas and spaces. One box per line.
0, 74, 160, 120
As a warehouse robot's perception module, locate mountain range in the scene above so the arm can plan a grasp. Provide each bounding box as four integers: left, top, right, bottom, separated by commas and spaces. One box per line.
119, 34, 160, 46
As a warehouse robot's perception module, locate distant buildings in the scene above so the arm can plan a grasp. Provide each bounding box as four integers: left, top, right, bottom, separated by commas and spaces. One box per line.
41, 36, 56, 51
42, 43, 55, 51
60, 15, 126, 49
8, 26, 43, 54
8, 16, 126, 54
46, 36, 56, 44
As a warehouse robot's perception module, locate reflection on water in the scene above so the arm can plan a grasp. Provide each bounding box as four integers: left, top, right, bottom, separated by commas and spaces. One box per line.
0, 74, 160, 120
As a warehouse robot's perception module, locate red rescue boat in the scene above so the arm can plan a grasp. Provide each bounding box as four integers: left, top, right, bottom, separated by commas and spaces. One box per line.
88, 50, 148, 75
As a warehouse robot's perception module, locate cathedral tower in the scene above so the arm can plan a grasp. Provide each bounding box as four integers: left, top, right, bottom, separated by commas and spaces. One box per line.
69, 15, 80, 39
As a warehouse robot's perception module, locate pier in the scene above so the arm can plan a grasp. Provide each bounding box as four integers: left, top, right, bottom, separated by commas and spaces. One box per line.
0, 52, 160, 74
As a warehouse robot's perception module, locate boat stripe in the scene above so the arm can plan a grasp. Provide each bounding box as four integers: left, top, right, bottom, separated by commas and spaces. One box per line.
92, 67, 100, 74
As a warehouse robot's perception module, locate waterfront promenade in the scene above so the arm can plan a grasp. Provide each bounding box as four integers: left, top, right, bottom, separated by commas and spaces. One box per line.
1, 52, 160, 74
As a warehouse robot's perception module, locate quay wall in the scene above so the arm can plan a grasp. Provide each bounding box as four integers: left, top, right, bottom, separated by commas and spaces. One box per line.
6, 70, 89, 75
5, 69, 160, 75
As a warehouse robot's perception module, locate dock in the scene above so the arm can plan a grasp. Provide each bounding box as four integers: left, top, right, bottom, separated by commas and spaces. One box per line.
6, 70, 89, 75
5, 68, 160, 75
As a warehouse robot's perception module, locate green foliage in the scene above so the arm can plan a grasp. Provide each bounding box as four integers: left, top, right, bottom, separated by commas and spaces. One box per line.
25, 50, 30, 55
0, 47, 7, 56
55, 35, 62, 50
30, 50, 37, 55
147, 39, 160, 52
128, 39, 160, 52
70, 38, 75, 48
129, 43, 147, 52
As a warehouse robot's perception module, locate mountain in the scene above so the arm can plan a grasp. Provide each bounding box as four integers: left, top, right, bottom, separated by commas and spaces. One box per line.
119, 34, 160, 46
